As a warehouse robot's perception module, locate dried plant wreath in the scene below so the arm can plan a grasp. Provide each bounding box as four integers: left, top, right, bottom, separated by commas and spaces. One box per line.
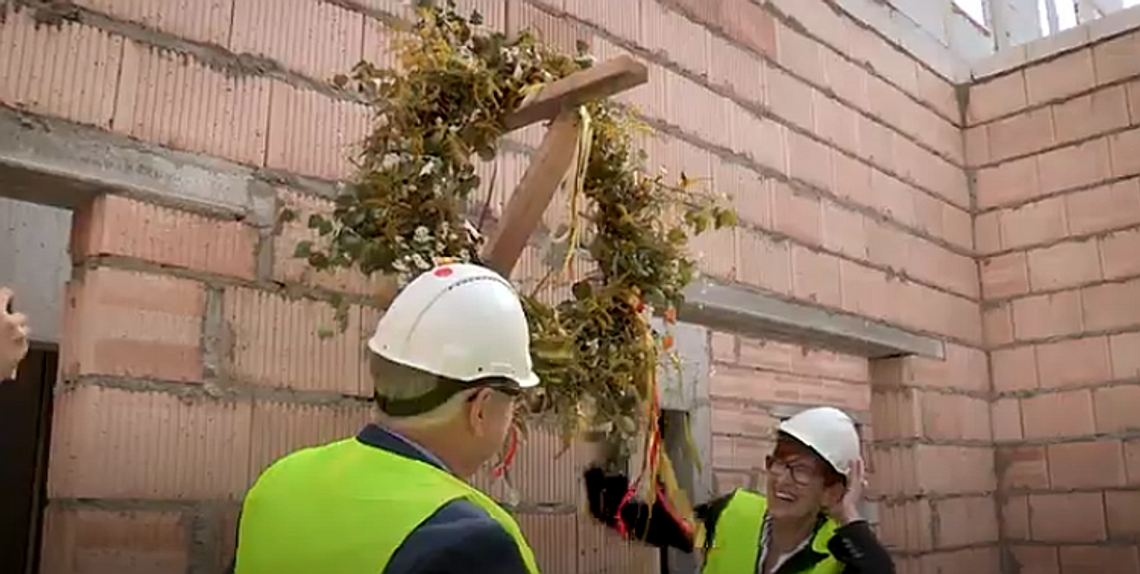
285, 0, 735, 518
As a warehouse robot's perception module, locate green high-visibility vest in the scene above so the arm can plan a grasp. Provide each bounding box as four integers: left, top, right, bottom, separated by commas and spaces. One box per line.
233, 438, 540, 574
702, 489, 843, 574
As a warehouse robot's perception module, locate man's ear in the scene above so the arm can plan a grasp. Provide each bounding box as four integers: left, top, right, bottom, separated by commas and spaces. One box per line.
466, 388, 492, 435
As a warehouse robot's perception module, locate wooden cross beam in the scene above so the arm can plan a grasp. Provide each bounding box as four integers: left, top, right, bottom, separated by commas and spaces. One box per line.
502, 55, 650, 132
481, 55, 648, 277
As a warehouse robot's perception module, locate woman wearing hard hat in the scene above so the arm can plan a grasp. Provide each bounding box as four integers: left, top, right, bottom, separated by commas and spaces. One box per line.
585, 406, 895, 574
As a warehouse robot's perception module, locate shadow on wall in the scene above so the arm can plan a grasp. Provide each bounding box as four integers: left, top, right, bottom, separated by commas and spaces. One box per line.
0, 197, 71, 344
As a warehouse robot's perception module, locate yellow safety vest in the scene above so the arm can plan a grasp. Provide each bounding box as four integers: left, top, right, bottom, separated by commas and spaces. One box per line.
232, 438, 540, 574
702, 489, 843, 574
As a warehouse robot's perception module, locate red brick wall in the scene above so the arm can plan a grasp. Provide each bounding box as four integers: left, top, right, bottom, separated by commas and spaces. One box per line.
869, 346, 997, 573
969, 30, 1140, 573
649, 0, 996, 569
1, 0, 1006, 571
525, 0, 998, 566
0, 2, 652, 572
631, 0, 978, 344
43, 188, 650, 574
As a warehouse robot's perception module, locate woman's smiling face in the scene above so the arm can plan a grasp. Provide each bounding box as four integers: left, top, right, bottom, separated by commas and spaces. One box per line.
764, 435, 845, 519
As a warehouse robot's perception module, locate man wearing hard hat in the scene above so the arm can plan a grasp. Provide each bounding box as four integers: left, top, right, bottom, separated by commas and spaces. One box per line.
229, 263, 541, 574
585, 406, 895, 574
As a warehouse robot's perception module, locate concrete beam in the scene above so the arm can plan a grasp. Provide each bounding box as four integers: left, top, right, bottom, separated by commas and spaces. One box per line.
651, 319, 710, 412
680, 278, 946, 360
0, 108, 276, 226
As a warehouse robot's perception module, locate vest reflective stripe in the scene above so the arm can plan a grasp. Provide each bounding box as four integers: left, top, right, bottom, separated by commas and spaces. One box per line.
702, 489, 843, 574
233, 438, 540, 574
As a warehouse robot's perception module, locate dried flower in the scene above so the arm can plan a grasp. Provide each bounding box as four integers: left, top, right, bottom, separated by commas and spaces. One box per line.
295, 0, 735, 476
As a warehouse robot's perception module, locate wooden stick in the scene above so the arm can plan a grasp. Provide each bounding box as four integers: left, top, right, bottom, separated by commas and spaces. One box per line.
482, 111, 581, 276
374, 56, 648, 302
503, 55, 648, 132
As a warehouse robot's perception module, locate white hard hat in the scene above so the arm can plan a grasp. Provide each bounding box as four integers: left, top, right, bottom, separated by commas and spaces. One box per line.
368, 263, 540, 388
777, 406, 861, 477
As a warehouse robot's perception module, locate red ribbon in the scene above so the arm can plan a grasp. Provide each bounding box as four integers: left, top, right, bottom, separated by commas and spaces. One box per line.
492, 425, 519, 478
612, 383, 693, 541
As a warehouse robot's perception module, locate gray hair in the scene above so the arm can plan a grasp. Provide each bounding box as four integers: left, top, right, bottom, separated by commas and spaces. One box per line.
368, 352, 469, 427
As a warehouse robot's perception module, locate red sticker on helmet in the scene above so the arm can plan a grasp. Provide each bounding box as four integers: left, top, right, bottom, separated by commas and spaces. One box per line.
434, 267, 454, 277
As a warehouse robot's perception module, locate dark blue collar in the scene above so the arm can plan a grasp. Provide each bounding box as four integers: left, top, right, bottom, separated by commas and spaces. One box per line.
355, 423, 450, 472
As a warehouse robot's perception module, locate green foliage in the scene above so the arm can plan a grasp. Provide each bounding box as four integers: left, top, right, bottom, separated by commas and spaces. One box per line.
297, 0, 735, 456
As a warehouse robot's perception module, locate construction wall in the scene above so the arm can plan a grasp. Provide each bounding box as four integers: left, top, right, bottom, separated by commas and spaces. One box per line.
24, 0, 1140, 572
659, 0, 996, 570
969, 24, 1140, 573
0, 0, 1002, 571
652, 0, 977, 346
0, 0, 655, 572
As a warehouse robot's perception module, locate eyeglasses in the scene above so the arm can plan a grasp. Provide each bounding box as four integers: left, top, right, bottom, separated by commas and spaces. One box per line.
466, 380, 523, 401
765, 455, 820, 486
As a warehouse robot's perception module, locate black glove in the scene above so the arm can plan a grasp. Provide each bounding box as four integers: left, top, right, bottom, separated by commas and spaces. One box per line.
582, 466, 696, 551
584, 466, 629, 527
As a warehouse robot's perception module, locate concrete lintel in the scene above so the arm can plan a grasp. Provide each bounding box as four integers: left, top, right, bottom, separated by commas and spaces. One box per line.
680, 278, 946, 360
0, 108, 276, 226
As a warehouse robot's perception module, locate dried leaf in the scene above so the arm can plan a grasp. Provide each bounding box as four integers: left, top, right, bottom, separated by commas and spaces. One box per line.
291, 1, 736, 517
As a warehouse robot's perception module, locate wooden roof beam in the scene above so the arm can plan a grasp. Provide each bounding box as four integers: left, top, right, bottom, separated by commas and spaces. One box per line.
482, 111, 580, 276
483, 55, 649, 277
502, 55, 648, 132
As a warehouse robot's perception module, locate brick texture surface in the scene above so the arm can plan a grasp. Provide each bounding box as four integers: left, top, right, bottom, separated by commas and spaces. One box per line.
910, 547, 1003, 574
1008, 546, 1061, 574
971, 24, 1140, 566
576, 517, 658, 574
1060, 546, 1140, 574
247, 400, 373, 477
470, 432, 606, 507
47, 385, 253, 500
878, 499, 934, 552
969, 72, 1029, 125
867, 348, 998, 564
0, 10, 123, 128
934, 496, 999, 548
224, 286, 369, 396
20, 0, 1140, 570
273, 188, 384, 295
990, 348, 1035, 391
229, 0, 365, 81
114, 41, 273, 168
62, 267, 206, 382
79, 0, 233, 43
72, 194, 259, 280
265, 82, 369, 180
39, 507, 190, 574
1029, 492, 1107, 543
1093, 30, 1140, 85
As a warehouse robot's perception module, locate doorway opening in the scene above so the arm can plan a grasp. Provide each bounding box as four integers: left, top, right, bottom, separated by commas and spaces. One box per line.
0, 345, 58, 574
659, 409, 699, 574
